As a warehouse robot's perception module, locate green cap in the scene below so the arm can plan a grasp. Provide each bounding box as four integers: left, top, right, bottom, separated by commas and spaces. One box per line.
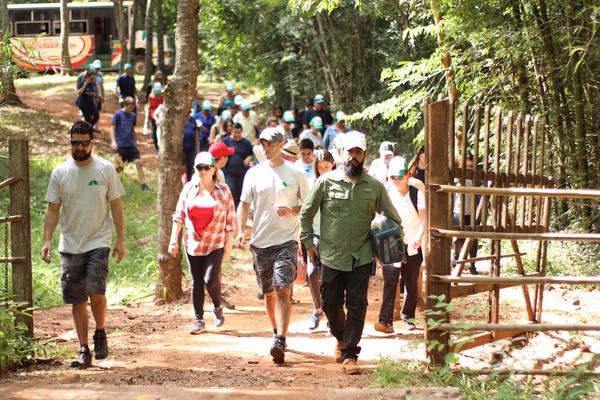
124, 63, 133, 70
283, 110, 295, 123
310, 116, 323, 129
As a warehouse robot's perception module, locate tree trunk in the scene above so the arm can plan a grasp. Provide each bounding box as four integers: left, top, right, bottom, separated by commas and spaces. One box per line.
128, 0, 139, 67
142, 0, 154, 96
59, 0, 72, 74
155, 0, 199, 303
430, 0, 458, 104
112, 0, 129, 73
0, 0, 20, 105
155, 0, 165, 72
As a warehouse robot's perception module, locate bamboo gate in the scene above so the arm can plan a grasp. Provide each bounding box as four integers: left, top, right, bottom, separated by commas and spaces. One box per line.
424, 98, 600, 366
1, 139, 33, 336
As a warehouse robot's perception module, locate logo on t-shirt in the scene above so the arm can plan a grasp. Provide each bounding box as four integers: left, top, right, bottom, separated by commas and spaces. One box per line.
88, 179, 105, 186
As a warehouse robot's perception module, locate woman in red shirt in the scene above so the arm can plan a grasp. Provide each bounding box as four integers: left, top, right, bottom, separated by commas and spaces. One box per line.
147, 82, 165, 151
168, 152, 237, 334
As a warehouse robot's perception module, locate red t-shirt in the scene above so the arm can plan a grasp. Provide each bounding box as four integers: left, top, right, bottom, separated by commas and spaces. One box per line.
187, 192, 216, 235
148, 95, 165, 120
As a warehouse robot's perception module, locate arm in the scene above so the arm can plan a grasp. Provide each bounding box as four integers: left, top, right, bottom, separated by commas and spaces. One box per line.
110, 197, 126, 263
168, 186, 189, 256
76, 77, 90, 96
236, 201, 250, 248
40, 202, 60, 263
110, 125, 118, 150
410, 208, 427, 249
299, 181, 324, 262
168, 221, 184, 257
223, 187, 237, 259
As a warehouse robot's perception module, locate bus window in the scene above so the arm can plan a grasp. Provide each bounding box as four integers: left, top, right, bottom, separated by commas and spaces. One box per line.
14, 11, 30, 21
54, 21, 88, 35
16, 22, 50, 36
71, 9, 86, 20
33, 11, 50, 21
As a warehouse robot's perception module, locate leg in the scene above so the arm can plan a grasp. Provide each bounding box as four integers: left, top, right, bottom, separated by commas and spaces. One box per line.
134, 159, 146, 185
187, 253, 208, 321
89, 294, 106, 329
72, 302, 90, 346
378, 264, 400, 325
401, 249, 424, 321
306, 238, 322, 311
274, 286, 292, 336
264, 291, 277, 331
321, 265, 346, 342
251, 245, 276, 331
341, 264, 371, 361
271, 241, 297, 337
151, 119, 159, 150
86, 247, 110, 330
204, 248, 224, 310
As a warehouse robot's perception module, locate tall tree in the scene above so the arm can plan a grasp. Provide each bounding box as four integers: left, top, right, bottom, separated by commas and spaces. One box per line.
155, 0, 165, 72
112, 0, 129, 73
0, 0, 20, 105
59, 0, 72, 74
127, 0, 139, 67
142, 0, 154, 95
155, 0, 199, 302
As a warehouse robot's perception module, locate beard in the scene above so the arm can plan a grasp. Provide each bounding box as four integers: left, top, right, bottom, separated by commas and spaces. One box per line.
72, 149, 92, 161
344, 159, 364, 178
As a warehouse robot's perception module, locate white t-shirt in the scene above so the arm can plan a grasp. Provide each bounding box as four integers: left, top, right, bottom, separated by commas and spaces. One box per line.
45, 156, 125, 254
240, 161, 310, 248
233, 111, 259, 143
453, 178, 474, 216
299, 129, 324, 148
387, 184, 425, 257
368, 157, 390, 183
294, 159, 314, 180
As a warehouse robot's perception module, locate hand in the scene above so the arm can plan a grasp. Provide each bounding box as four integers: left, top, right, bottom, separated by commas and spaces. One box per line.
40, 241, 52, 263
112, 239, 126, 264
168, 241, 178, 257
275, 206, 292, 217
306, 246, 319, 264
111, 142, 117, 151
223, 239, 233, 260
410, 235, 422, 250
235, 232, 246, 249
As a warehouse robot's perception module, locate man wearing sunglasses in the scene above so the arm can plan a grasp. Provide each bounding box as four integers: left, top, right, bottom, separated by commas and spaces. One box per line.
41, 121, 126, 369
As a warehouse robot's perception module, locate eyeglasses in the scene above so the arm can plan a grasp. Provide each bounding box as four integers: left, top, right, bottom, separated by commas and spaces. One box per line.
70, 140, 92, 147
196, 165, 212, 171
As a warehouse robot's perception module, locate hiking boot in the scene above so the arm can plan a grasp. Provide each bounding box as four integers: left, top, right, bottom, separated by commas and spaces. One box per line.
374, 321, 394, 334
334, 340, 343, 363
213, 307, 225, 327
469, 265, 479, 275
257, 291, 265, 300
141, 183, 153, 192
308, 311, 323, 330
190, 319, 206, 334
93, 329, 109, 359
342, 358, 361, 375
70, 347, 92, 369
270, 336, 286, 364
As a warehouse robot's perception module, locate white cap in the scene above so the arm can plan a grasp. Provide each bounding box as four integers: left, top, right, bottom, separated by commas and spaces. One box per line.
343, 131, 367, 151
379, 141, 395, 156
234, 95, 244, 106
194, 151, 215, 167
387, 156, 407, 177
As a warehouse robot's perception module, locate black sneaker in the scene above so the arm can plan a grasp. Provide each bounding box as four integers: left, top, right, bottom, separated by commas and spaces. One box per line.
257, 291, 265, 300
270, 336, 286, 364
70, 347, 92, 369
93, 329, 109, 359
469, 265, 479, 275
213, 307, 225, 327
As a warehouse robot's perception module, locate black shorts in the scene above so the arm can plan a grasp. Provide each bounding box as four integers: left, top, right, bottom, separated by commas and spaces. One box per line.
59, 247, 110, 304
250, 240, 297, 294
117, 147, 140, 163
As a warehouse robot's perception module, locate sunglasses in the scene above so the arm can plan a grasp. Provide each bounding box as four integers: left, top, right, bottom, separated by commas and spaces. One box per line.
71, 140, 92, 147
196, 165, 212, 171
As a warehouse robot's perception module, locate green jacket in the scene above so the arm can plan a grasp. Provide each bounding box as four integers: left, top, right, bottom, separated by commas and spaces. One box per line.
300, 170, 402, 271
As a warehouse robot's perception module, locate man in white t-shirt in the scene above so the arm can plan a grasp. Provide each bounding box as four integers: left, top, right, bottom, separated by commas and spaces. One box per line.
236, 127, 310, 364
233, 100, 260, 143
375, 156, 425, 333
41, 121, 126, 369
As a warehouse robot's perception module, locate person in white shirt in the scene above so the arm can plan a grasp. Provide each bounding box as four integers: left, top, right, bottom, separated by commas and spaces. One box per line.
233, 100, 260, 143
294, 138, 315, 179
375, 156, 425, 333
299, 117, 324, 148
368, 141, 398, 183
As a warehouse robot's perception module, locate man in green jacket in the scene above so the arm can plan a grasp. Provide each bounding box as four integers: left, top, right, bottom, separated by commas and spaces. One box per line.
300, 131, 401, 375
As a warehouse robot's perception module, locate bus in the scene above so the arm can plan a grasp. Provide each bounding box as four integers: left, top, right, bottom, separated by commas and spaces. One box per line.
7, 1, 172, 73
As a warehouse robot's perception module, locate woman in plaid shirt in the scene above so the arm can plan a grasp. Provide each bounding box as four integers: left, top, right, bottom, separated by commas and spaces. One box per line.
168, 152, 237, 334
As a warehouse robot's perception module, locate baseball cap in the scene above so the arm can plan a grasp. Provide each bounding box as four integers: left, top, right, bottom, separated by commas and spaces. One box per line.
220, 109, 232, 120
258, 127, 285, 143
194, 151, 215, 167
234, 95, 244, 106
92, 59, 102, 69
225, 83, 234, 92
335, 111, 346, 121
202, 100, 213, 111
152, 82, 162, 94
379, 141, 395, 157
282, 110, 295, 123
124, 63, 133, 70
209, 142, 235, 159
343, 131, 367, 151
282, 140, 299, 158
86, 66, 96, 74
314, 94, 325, 104
387, 156, 408, 178
310, 116, 324, 129
240, 100, 252, 111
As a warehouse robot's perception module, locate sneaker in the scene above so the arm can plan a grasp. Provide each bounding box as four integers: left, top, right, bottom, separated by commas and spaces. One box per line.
469, 265, 479, 275
334, 340, 343, 363
374, 321, 394, 334
404, 320, 416, 331
342, 358, 361, 375
93, 329, 109, 359
257, 291, 265, 300
190, 319, 206, 334
270, 336, 286, 364
70, 347, 92, 369
213, 307, 225, 327
308, 311, 323, 330
141, 183, 153, 192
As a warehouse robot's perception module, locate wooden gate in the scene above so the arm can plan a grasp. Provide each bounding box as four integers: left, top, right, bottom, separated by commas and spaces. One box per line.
1, 139, 33, 336
424, 99, 600, 365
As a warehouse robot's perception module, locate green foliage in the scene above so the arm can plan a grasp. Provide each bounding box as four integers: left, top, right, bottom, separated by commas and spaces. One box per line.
0, 299, 34, 370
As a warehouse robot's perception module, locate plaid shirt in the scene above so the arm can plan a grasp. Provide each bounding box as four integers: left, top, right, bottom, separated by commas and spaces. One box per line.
173, 178, 237, 256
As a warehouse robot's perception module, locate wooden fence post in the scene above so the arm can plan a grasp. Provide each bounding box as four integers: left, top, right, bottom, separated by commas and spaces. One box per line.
426, 99, 451, 365
9, 140, 33, 336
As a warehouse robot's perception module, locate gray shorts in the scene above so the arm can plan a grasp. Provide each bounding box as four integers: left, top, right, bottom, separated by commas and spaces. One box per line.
251, 240, 297, 294
59, 247, 110, 304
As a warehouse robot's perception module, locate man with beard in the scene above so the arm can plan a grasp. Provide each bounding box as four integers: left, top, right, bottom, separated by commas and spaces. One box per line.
41, 121, 126, 369
299, 131, 401, 375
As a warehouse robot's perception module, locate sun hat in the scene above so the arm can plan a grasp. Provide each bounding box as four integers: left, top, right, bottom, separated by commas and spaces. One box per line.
342, 131, 367, 151
209, 142, 235, 159
310, 116, 324, 129
282, 110, 295, 123
258, 127, 285, 143
379, 141, 395, 157
387, 156, 408, 177
202, 100, 213, 111
282, 140, 299, 158
194, 152, 215, 167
